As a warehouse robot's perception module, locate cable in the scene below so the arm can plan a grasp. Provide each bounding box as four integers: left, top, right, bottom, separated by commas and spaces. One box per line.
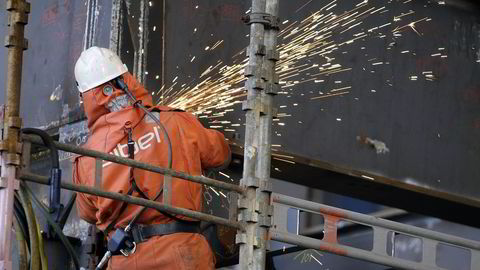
13, 218, 28, 270
22, 183, 80, 270
113, 77, 173, 169
14, 193, 30, 250
58, 193, 77, 230
36, 220, 48, 270
113, 77, 174, 226
18, 186, 41, 270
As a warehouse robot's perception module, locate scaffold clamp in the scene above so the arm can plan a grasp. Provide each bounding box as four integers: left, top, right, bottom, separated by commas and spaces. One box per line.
242, 12, 280, 30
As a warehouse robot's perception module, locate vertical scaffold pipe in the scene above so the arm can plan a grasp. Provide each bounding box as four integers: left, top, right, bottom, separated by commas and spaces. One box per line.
0, 1, 30, 270
238, 0, 267, 269
254, 0, 280, 268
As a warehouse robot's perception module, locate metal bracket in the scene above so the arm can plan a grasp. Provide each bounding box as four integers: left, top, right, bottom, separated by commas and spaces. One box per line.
242, 13, 280, 30
235, 233, 247, 244
249, 78, 266, 91
244, 65, 265, 79
244, 77, 266, 92
242, 98, 256, 112
238, 210, 259, 223
6, 0, 31, 13
254, 229, 269, 249
0, 177, 19, 190
4, 35, 28, 50
265, 66, 279, 81
6, 153, 21, 166
242, 97, 270, 117
266, 49, 280, 61
258, 201, 274, 216
237, 198, 250, 209
265, 83, 279, 95
8, 12, 29, 25
258, 214, 272, 228
0, 141, 7, 152
5, 117, 22, 129
0, 140, 22, 153
253, 236, 264, 249
246, 44, 266, 56
241, 176, 260, 188
259, 178, 273, 193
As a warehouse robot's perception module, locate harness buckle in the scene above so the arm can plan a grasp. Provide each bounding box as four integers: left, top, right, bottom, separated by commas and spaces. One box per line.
120, 242, 137, 257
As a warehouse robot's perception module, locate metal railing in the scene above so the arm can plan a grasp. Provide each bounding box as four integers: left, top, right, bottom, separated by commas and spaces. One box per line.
272, 193, 480, 270
19, 171, 243, 230
22, 134, 245, 194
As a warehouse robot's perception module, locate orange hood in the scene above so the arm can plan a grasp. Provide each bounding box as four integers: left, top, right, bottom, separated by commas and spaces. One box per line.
82, 72, 153, 130
81, 72, 158, 153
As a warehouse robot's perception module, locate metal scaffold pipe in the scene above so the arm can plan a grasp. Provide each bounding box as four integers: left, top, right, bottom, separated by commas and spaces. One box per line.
19, 171, 244, 230
0, 1, 30, 270
22, 134, 245, 194
272, 193, 480, 250
254, 0, 279, 268
238, 0, 271, 269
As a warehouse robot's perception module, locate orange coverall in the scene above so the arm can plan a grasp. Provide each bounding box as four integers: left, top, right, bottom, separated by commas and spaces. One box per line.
73, 72, 230, 269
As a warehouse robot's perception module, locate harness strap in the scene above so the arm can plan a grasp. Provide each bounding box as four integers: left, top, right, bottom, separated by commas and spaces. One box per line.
104, 185, 135, 235
103, 108, 185, 236
130, 221, 201, 243
104, 123, 146, 235
125, 123, 149, 199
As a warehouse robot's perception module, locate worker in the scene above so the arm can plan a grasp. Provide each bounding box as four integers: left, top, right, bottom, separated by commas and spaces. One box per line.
72, 46, 230, 269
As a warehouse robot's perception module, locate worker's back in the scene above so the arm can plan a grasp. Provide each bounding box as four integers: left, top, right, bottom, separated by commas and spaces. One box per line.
73, 72, 230, 269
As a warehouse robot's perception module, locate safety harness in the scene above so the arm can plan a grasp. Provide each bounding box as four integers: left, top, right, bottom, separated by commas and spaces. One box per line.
95, 78, 203, 269
101, 108, 200, 258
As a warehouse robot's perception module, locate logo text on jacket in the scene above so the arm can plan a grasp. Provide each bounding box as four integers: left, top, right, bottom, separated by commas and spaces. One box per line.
103, 126, 163, 167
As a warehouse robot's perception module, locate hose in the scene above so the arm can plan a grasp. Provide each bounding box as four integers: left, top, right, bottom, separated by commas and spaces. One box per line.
22, 182, 80, 270
113, 77, 174, 226
58, 193, 77, 230
36, 220, 48, 270
14, 218, 28, 270
18, 186, 41, 270
14, 193, 30, 250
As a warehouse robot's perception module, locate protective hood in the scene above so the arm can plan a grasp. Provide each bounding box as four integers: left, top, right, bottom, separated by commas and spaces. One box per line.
82, 72, 153, 130
81, 72, 156, 153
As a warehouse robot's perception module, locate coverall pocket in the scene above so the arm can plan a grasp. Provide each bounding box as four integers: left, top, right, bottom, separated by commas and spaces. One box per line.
176, 244, 197, 270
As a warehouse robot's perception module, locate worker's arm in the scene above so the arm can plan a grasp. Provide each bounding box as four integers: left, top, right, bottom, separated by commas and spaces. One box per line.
199, 127, 231, 170
182, 112, 231, 169
72, 159, 98, 224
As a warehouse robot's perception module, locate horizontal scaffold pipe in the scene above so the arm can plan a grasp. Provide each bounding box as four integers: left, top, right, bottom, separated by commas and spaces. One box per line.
272, 193, 480, 250
19, 171, 244, 230
22, 134, 244, 194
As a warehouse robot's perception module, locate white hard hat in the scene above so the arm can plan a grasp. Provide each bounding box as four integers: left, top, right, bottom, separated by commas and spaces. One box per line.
74, 46, 128, 93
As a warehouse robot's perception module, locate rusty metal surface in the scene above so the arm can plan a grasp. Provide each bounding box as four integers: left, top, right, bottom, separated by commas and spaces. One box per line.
229, 143, 480, 227
0, 1, 30, 269
0, 0, 112, 129
156, 0, 480, 206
